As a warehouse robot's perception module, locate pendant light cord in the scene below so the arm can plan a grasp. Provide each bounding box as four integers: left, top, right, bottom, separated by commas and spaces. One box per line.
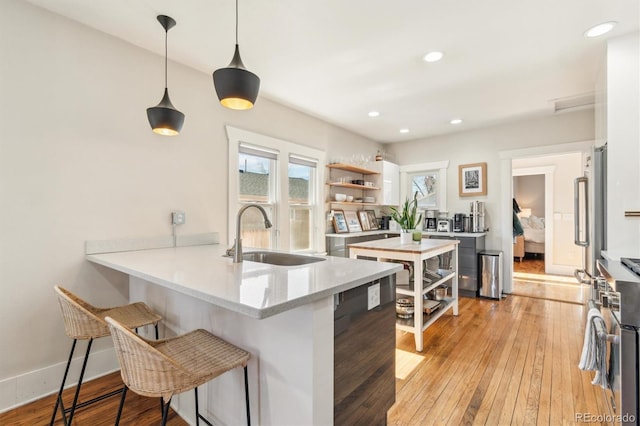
164, 27, 168, 89
235, 0, 239, 45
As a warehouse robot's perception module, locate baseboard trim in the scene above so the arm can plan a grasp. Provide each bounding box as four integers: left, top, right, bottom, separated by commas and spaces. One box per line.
0, 346, 119, 414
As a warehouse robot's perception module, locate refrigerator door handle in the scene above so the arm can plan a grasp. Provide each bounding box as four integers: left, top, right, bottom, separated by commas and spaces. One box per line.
574, 176, 589, 247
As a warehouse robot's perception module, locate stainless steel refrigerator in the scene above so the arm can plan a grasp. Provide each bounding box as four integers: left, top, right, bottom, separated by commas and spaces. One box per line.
574, 144, 607, 284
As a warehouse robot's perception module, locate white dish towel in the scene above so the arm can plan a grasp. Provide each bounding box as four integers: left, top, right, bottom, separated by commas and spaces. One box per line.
578, 307, 609, 389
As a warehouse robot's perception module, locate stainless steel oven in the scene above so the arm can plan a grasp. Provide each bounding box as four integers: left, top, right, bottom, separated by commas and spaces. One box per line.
594, 259, 640, 425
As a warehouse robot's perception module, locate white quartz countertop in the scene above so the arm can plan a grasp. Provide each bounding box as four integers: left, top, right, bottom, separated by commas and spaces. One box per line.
423, 231, 486, 238
86, 244, 401, 319
348, 237, 459, 254
326, 230, 399, 239
327, 230, 485, 239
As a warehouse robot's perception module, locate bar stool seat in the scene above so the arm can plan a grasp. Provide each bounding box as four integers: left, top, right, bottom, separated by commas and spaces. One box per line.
51, 285, 162, 425
106, 316, 251, 426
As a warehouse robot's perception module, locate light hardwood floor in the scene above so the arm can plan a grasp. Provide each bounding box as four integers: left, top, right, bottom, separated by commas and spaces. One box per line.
2, 295, 602, 425
512, 257, 591, 305
389, 296, 604, 425
0, 372, 187, 426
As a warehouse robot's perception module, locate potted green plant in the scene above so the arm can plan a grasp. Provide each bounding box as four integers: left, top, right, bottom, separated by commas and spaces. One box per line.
389, 192, 423, 243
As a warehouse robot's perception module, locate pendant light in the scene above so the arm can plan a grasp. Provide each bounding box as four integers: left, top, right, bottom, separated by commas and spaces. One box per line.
147, 15, 185, 136
213, 0, 260, 110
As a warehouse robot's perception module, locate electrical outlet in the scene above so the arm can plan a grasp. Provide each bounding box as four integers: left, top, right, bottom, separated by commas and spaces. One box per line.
171, 211, 186, 225
368, 283, 380, 310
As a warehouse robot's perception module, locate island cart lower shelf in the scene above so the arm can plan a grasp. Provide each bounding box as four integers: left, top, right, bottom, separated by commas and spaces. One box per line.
348, 237, 459, 351
396, 297, 456, 332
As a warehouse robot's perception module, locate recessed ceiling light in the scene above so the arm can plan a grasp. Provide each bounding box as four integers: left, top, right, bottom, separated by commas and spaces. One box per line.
399, 128, 410, 134
423, 51, 444, 62
584, 21, 617, 38
450, 118, 463, 125
368, 111, 380, 117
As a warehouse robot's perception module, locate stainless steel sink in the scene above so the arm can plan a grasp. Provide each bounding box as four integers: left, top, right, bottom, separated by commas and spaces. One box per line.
242, 251, 326, 266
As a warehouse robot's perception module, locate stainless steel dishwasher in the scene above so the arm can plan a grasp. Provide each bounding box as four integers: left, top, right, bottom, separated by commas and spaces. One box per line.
334, 274, 396, 425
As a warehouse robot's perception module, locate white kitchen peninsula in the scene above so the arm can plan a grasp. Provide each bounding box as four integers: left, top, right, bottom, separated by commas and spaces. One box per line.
86, 242, 400, 426
348, 237, 459, 352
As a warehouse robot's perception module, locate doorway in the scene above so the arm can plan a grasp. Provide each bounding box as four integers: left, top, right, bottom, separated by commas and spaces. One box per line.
512, 169, 550, 277
509, 153, 587, 304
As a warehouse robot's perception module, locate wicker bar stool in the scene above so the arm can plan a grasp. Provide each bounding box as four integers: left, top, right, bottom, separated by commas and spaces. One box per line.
51, 286, 162, 426
105, 316, 251, 426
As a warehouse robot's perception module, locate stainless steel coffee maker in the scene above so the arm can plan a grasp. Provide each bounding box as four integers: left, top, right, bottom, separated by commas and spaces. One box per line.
469, 201, 485, 233
453, 213, 467, 232
424, 209, 438, 231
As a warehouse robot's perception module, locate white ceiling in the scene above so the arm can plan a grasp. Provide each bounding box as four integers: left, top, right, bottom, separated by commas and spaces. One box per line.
24, 0, 640, 143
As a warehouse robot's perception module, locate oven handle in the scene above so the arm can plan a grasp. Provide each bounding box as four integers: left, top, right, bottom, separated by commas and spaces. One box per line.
587, 300, 620, 344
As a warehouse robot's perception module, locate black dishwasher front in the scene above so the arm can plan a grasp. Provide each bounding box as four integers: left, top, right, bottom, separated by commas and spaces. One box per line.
334, 274, 396, 425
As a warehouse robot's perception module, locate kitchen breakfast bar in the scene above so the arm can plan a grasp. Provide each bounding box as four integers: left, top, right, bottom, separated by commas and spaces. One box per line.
86, 238, 401, 425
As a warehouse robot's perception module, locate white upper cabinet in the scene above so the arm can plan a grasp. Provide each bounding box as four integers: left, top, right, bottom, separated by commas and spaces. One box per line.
371, 160, 400, 206
603, 33, 640, 257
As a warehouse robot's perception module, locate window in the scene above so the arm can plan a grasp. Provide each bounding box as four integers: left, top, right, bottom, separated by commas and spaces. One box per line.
400, 160, 449, 212
409, 171, 439, 209
227, 126, 325, 253
288, 155, 317, 251
237, 145, 277, 249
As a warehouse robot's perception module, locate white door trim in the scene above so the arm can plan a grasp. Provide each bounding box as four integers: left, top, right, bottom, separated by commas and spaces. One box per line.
499, 140, 594, 293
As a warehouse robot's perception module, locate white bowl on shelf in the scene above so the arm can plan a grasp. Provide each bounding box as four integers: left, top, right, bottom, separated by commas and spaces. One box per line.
335, 193, 347, 202
346, 195, 354, 202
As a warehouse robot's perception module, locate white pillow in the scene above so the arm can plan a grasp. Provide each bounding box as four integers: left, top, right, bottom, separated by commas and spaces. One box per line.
530, 215, 545, 229
519, 216, 531, 228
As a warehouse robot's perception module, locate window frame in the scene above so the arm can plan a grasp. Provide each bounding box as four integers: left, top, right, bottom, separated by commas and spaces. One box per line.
227, 126, 326, 253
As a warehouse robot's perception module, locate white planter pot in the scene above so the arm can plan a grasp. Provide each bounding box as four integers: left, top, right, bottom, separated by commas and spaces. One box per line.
400, 231, 413, 244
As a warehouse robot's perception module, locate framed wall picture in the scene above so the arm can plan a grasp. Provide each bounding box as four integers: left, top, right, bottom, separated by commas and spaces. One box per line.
344, 210, 362, 232
332, 210, 349, 233
366, 210, 379, 230
358, 211, 370, 231
458, 162, 487, 197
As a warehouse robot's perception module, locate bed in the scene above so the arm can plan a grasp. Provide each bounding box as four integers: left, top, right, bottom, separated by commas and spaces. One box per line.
520, 215, 545, 255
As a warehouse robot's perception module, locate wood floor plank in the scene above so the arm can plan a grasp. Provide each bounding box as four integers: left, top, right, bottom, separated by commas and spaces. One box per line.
445, 303, 512, 425
523, 307, 546, 425
496, 297, 536, 425
511, 300, 542, 425
423, 305, 497, 424
537, 301, 555, 425
474, 296, 527, 424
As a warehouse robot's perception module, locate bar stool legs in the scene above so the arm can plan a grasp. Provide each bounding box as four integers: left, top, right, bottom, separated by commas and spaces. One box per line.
244, 366, 251, 426
49, 339, 78, 426
114, 387, 127, 426
50, 324, 159, 425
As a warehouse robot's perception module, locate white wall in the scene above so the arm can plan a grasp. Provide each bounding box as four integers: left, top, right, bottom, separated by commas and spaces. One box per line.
605, 32, 640, 259
386, 109, 595, 253
513, 175, 545, 217
0, 0, 381, 409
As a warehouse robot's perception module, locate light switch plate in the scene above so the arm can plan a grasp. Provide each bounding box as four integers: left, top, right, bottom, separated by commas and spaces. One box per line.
368, 283, 380, 310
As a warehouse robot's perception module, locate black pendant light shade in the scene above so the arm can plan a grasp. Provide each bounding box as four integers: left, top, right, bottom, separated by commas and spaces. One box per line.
147, 15, 184, 136
147, 88, 185, 136
213, 0, 260, 110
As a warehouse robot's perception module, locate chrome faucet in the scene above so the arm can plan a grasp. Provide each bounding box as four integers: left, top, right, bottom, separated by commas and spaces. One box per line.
229, 204, 273, 263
